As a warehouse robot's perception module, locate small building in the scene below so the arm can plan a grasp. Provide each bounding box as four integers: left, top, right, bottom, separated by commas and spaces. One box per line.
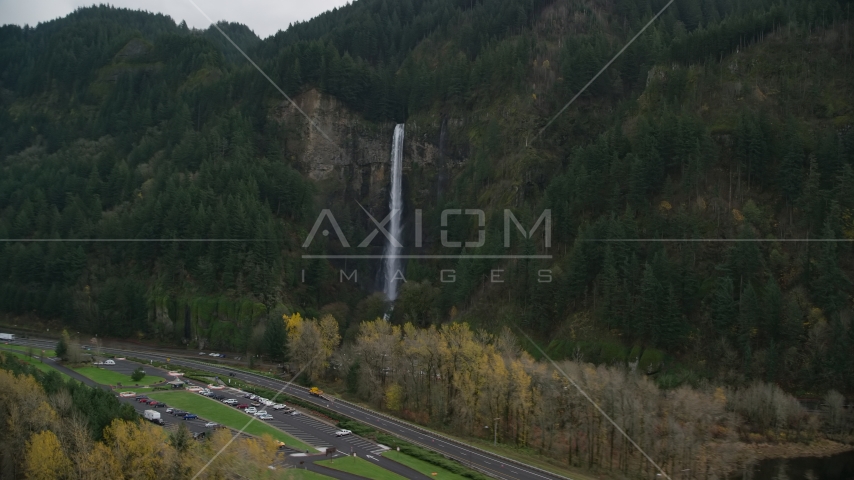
167, 378, 186, 389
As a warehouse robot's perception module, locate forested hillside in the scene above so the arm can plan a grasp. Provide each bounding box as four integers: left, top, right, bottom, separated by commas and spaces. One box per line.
1, 0, 854, 397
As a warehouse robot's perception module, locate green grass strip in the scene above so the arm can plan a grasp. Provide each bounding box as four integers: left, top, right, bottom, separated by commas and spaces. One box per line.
1, 351, 75, 382
74, 366, 166, 387
278, 470, 335, 479
315, 456, 407, 480
2, 344, 57, 357
383, 450, 471, 480
147, 391, 317, 453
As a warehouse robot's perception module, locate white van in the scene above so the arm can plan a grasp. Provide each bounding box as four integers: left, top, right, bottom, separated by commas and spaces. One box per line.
104, 359, 116, 365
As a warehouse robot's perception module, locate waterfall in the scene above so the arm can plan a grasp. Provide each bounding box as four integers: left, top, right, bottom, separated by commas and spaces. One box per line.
383, 124, 405, 302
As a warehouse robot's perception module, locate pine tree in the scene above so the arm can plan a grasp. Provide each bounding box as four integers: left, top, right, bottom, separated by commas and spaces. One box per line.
813, 221, 851, 317
711, 276, 737, 337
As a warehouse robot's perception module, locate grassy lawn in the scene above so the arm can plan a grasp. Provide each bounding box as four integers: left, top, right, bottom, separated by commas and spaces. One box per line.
315, 457, 407, 480
279, 470, 334, 479
1, 351, 76, 382
382, 450, 469, 480
74, 366, 166, 387
2, 344, 57, 357
147, 391, 317, 453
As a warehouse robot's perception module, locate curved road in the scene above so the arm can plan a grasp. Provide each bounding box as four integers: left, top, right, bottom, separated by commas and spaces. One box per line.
13, 337, 574, 480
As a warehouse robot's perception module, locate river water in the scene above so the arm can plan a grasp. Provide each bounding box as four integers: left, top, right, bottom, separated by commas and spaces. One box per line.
737, 450, 854, 479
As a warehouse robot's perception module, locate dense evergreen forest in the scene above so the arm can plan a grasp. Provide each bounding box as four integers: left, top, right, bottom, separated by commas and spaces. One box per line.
1, 0, 854, 396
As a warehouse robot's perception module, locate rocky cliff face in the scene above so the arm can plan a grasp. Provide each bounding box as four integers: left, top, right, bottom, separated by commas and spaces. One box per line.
274, 89, 464, 209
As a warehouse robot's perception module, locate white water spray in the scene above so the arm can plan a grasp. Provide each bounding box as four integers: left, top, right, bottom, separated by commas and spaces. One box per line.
383, 124, 405, 302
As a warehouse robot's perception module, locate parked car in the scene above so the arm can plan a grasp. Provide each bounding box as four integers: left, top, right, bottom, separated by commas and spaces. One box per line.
334, 429, 352, 437
289, 410, 300, 416
136, 397, 149, 402
153, 402, 166, 408
254, 410, 268, 416
258, 414, 274, 420
193, 432, 206, 440
251, 401, 261, 407
248, 394, 257, 400
272, 404, 286, 410
204, 422, 218, 428
245, 407, 257, 414
172, 410, 186, 417
183, 414, 198, 420
223, 399, 237, 405
236, 404, 249, 409
147, 400, 158, 405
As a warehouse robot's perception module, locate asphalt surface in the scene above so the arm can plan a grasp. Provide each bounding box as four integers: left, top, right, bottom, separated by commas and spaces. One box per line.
10, 337, 575, 480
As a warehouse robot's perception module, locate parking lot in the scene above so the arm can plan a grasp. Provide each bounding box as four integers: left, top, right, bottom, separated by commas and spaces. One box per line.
103, 360, 387, 456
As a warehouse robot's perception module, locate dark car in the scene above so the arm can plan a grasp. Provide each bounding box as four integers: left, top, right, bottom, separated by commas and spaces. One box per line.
183, 413, 198, 420
193, 432, 206, 440
172, 410, 186, 416
228, 373, 235, 377
236, 404, 249, 409
134, 395, 146, 400
153, 402, 166, 408
136, 397, 149, 402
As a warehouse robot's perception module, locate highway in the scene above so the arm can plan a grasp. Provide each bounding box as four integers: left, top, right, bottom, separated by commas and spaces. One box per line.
12, 337, 574, 480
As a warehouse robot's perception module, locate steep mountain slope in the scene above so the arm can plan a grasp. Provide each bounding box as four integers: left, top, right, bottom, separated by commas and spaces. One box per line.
0, 0, 853, 395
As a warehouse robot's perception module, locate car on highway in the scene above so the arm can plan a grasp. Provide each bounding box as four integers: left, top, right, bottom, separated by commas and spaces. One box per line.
245, 407, 257, 414
272, 404, 286, 410
204, 422, 218, 428
334, 429, 352, 437
183, 413, 198, 420
258, 414, 273, 420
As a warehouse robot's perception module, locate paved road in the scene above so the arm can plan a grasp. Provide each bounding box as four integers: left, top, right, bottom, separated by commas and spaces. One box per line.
12, 337, 574, 480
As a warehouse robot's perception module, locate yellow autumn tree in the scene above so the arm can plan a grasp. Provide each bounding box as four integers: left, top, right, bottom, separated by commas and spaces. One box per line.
24, 430, 72, 480
284, 312, 303, 337
103, 419, 168, 478
79, 442, 122, 480
385, 383, 404, 411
